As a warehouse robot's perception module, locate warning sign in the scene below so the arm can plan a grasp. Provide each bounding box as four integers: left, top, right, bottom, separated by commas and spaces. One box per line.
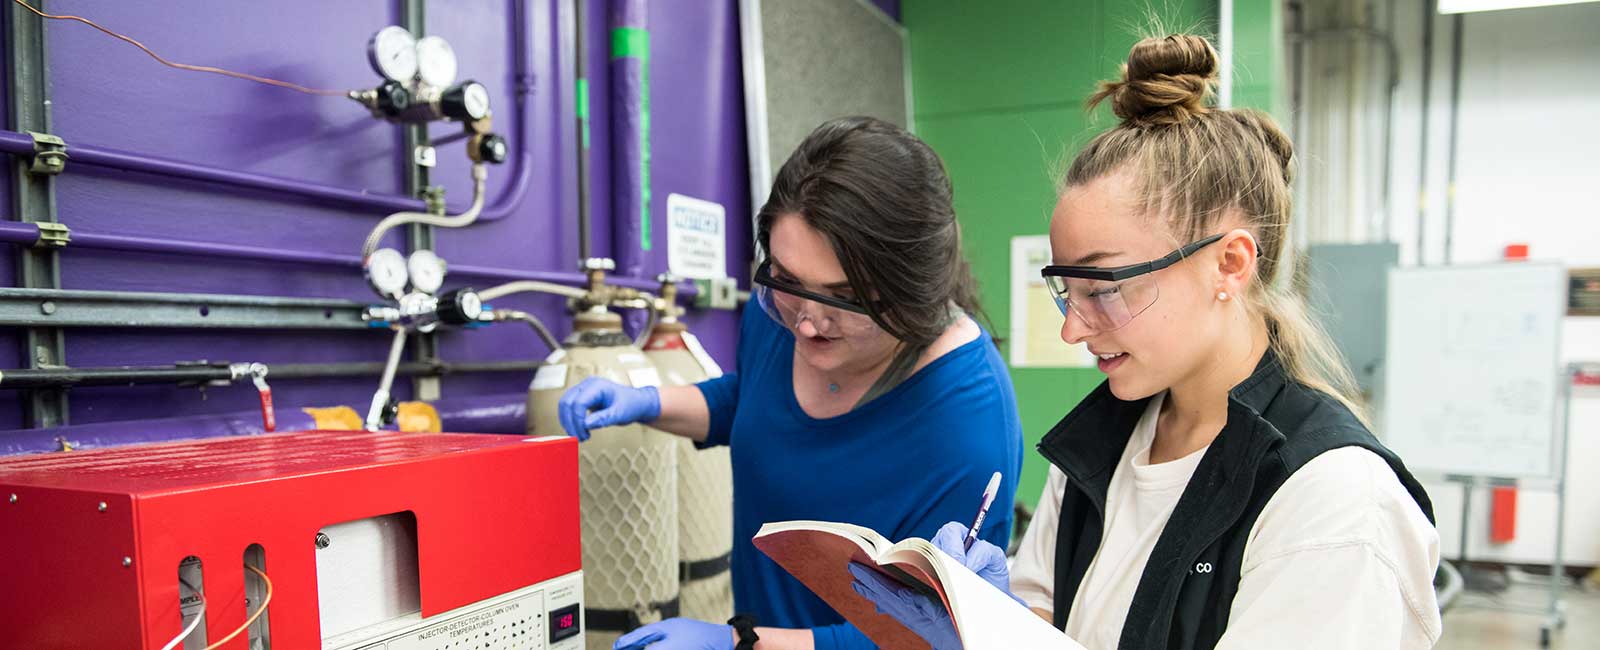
667, 193, 728, 280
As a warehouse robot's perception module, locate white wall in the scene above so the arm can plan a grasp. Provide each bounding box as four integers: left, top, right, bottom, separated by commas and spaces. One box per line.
1298, 0, 1600, 565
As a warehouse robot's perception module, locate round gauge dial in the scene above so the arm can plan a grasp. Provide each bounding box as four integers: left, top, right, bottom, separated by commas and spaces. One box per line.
367, 26, 418, 83
365, 248, 410, 297
414, 36, 458, 88
407, 249, 448, 295
462, 82, 490, 120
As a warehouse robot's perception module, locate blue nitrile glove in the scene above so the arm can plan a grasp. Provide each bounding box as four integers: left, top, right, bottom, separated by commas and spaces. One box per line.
558, 376, 661, 441
931, 521, 1024, 605
612, 618, 733, 650
847, 562, 961, 650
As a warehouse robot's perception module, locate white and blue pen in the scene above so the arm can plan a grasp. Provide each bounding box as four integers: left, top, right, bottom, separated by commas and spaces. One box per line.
963, 471, 1003, 552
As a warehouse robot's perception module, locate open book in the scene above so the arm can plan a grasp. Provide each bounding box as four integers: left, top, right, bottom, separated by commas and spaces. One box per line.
753, 521, 1084, 650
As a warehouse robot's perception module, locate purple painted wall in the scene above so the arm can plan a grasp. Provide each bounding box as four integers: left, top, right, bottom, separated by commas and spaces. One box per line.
0, 0, 749, 435
869, 0, 902, 21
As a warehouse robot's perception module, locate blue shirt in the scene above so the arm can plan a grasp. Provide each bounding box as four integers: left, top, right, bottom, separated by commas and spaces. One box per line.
696, 301, 1023, 650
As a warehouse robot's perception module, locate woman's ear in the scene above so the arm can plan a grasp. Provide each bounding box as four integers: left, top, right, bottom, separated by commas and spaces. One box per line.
1215, 228, 1259, 298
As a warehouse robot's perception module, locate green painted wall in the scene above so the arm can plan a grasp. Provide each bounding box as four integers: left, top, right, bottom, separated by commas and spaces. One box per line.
903, 0, 1281, 507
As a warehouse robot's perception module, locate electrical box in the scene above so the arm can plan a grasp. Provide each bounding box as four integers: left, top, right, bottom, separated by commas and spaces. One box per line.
1305, 242, 1400, 396
0, 430, 583, 650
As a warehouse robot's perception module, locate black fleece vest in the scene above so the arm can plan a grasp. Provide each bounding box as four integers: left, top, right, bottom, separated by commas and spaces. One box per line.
1036, 353, 1435, 650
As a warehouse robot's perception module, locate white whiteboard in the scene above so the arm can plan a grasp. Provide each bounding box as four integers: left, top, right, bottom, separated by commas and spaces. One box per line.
1379, 263, 1566, 478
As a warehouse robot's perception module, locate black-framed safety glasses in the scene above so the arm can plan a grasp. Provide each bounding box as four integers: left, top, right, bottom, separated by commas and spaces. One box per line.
1039, 233, 1236, 332
752, 259, 888, 336
752, 259, 871, 315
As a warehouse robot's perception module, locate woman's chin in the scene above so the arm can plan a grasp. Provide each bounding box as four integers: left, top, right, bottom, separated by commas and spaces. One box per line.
795, 336, 846, 370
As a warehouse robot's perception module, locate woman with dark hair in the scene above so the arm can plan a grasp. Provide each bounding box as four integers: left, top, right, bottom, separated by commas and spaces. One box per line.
558, 116, 1024, 650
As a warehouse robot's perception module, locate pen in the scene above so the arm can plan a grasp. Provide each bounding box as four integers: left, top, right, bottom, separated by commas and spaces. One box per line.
964, 471, 1003, 552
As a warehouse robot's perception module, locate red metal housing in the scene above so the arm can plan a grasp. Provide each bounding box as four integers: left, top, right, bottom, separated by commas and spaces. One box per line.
0, 431, 580, 649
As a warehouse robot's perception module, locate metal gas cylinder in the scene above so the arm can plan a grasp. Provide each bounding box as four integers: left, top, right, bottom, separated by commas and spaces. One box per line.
528, 306, 679, 650
641, 275, 734, 624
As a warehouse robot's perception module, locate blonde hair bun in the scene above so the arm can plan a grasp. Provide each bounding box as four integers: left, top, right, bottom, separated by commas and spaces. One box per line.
1091, 34, 1219, 127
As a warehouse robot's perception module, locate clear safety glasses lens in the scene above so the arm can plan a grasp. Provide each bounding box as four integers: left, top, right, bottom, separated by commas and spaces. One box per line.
1043, 273, 1161, 332
753, 283, 876, 336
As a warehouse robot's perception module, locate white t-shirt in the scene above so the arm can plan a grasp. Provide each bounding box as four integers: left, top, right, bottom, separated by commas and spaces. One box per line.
1010, 393, 1443, 650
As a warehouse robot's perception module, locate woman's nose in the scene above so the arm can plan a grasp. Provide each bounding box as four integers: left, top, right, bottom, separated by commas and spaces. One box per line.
1059, 306, 1094, 345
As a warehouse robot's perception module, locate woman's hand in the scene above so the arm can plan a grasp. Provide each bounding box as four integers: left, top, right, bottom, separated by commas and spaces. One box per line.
612, 618, 732, 650
931, 521, 1023, 605
847, 563, 961, 650
558, 377, 661, 441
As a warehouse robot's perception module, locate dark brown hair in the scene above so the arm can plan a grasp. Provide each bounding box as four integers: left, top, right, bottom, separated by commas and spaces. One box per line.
756, 116, 990, 350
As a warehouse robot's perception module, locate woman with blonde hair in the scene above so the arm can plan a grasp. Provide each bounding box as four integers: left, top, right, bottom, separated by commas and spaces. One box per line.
852, 33, 1441, 649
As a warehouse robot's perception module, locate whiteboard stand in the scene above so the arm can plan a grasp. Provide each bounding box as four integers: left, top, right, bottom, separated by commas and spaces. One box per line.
1447, 362, 1589, 648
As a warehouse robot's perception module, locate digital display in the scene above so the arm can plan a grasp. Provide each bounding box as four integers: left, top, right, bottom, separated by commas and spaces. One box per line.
549, 603, 581, 643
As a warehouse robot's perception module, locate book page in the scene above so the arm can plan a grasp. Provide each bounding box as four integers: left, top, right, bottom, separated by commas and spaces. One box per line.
752, 524, 934, 649
757, 520, 895, 555
927, 549, 1086, 649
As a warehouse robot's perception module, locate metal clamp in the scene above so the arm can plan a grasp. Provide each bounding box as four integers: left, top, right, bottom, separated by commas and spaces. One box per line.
422, 185, 447, 215
27, 131, 67, 175
32, 222, 69, 249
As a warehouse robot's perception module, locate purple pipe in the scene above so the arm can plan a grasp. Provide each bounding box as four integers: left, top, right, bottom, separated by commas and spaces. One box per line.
0, 222, 40, 246
0, 408, 321, 455
611, 0, 651, 334
0, 130, 425, 213
429, 392, 530, 434
0, 392, 532, 456
0, 221, 696, 296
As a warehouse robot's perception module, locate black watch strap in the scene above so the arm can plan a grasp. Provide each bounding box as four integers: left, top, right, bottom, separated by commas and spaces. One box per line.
728, 614, 760, 650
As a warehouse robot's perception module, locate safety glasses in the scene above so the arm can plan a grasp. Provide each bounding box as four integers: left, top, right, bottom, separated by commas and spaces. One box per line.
1039, 233, 1231, 332
752, 260, 879, 336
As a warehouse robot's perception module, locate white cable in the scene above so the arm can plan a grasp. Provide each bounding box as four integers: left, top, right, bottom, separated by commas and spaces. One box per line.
361, 164, 488, 259
160, 592, 206, 650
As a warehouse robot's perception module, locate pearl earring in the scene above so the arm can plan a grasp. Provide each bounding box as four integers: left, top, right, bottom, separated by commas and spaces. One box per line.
1217, 291, 1229, 302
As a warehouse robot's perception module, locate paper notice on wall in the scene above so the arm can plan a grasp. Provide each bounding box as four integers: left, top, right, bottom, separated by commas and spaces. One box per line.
667, 193, 728, 280
1010, 235, 1096, 368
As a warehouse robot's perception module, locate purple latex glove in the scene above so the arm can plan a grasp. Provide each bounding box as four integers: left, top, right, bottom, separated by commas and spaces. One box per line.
931, 521, 1023, 605
847, 562, 962, 650
612, 618, 733, 650
558, 376, 661, 441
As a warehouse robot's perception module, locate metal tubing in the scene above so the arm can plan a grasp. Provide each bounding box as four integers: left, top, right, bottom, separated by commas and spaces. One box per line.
1287, 27, 1401, 241
0, 221, 698, 297
0, 365, 234, 389
1417, 0, 1436, 265
491, 308, 561, 352
1442, 13, 1464, 265
366, 328, 410, 429
572, 0, 592, 260
0, 287, 372, 329
478, 279, 589, 301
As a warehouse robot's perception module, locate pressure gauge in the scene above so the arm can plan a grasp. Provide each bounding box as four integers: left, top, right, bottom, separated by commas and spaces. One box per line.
441, 81, 491, 122
367, 26, 418, 83
364, 248, 410, 297
407, 249, 448, 295
414, 36, 458, 88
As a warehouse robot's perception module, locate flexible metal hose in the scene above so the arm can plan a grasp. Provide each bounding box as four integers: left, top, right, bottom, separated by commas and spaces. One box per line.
361, 164, 488, 259
493, 309, 561, 352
